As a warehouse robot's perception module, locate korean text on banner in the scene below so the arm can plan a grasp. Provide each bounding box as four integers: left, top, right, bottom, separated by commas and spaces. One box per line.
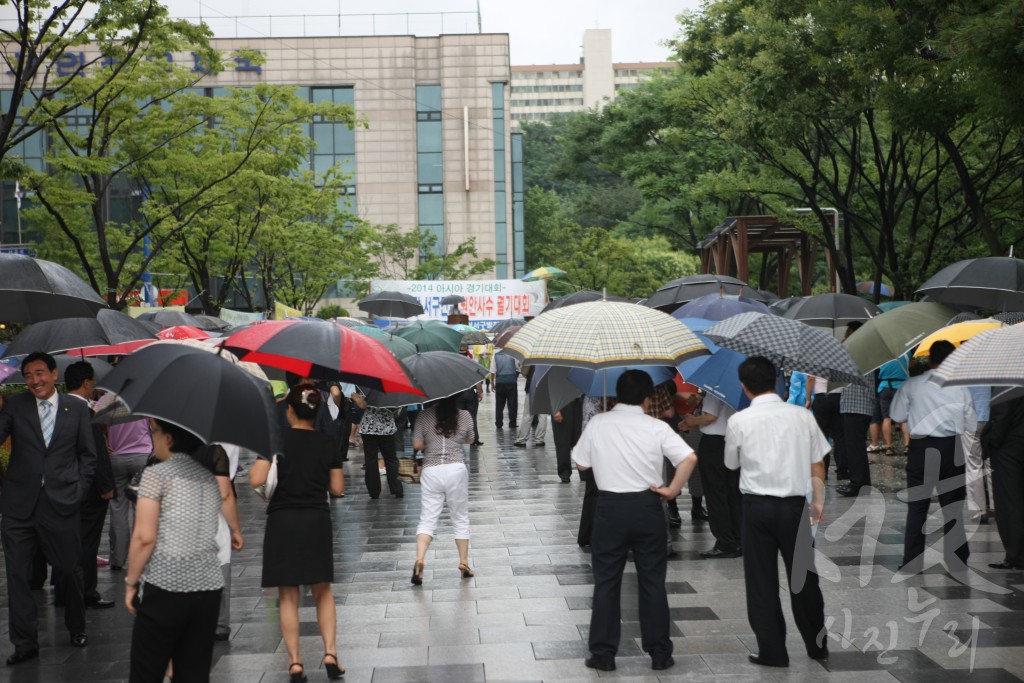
369, 280, 547, 331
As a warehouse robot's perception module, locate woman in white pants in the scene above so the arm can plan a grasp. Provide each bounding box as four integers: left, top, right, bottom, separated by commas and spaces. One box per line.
410, 395, 476, 585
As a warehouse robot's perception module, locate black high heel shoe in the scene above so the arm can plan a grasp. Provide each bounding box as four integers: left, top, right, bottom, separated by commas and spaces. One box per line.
411, 561, 424, 585
289, 662, 307, 683
323, 653, 345, 679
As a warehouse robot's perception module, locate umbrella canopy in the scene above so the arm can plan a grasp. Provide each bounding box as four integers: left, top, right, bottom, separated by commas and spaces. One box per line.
947, 312, 982, 325
97, 344, 279, 457
522, 266, 567, 282
529, 366, 583, 415
916, 257, 1024, 310
993, 311, 1024, 325
222, 319, 423, 394
502, 301, 708, 370
493, 326, 523, 348
673, 293, 771, 322
156, 325, 211, 341
460, 329, 490, 345
357, 291, 425, 318
541, 290, 629, 313
193, 314, 231, 331
137, 310, 205, 329
351, 326, 418, 359
0, 253, 108, 323
684, 346, 748, 410
364, 351, 489, 407
769, 297, 804, 315
856, 281, 894, 298
2, 309, 156, 357
333, 317, 368, 328
644, 274, 766, 312
392, 320, 463, 353
842, 302, 957, 373
3, 356, 113, 385
673, 317, 726, 378
704, 312, 863, 383
440, 294, 466, 306
930, 325, 1024, 390
566, 365, 677, 397
782, 293, 882, 330
490, 317, 526, 335
912, 319, 1004, 358
878, 300, 912, 312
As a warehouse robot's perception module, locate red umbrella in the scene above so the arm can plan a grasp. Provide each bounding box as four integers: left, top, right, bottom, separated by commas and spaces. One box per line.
221, 319, 424, 395
68, 339, 158, 357
157, 325, 211, 341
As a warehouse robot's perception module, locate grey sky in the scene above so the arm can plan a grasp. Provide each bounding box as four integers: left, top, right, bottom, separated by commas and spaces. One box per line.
160, 0, 701, 65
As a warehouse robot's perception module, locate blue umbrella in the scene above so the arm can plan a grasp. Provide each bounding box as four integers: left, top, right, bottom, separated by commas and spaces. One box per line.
673, 294, 771, 322
675, 318, 724, 378
566, 365, 677, 397
685, 347, 749, 410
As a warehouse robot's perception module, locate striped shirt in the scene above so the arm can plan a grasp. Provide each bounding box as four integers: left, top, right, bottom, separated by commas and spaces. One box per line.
412, 406, 474, 469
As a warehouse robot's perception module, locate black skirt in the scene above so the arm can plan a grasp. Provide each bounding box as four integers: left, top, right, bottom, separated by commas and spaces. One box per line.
261, 507, 334, 587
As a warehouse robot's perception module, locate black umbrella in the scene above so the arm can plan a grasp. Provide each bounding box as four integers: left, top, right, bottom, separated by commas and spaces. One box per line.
193, 314, 231, 331
782, 293, 882, 331
460, 329, 490, 345
916, 257, 1024, 310
541, 290, 629, 313
96, 344, 280, 458
490, 317, 526, 335
0, 253, 107, 323
365, 351, 489, 407
3, 309, 157, 357
769, 296, 804, 314
3, 356, 113, 385
947, 311, 982, 325
137, 310, 205, 329
357, 291, 424, 318
992, 311, 1024, 325
440, 295, 465, 306
644, 274, 766, 312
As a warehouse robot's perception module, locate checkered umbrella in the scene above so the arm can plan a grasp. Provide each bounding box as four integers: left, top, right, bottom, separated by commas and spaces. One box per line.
930, 325, 1024, 389
703, 312, 864, 384
501, 301, 708, 369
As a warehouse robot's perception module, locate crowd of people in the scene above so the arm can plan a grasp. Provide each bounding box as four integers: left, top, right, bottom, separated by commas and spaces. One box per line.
0, 321, 1019, 680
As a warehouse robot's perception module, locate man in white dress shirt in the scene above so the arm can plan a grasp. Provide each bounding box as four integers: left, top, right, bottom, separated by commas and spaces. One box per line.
889, 340, 976, 573
573, 370, 697, 673
725, 356, 830, 668
683, 394, 740, 558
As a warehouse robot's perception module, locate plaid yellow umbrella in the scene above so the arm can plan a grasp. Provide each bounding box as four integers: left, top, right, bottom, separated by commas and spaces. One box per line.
501, 300, 708, 369
522, 266, 567, 282
913, 319, 1004, 358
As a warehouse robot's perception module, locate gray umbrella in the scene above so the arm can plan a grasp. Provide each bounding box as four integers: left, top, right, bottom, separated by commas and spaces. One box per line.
490, 318, 526, 335
460, 329, 490, 345
992, 311, 1024, 325
193, 314, 231, 331
916, 257, 1024, 310
440, 295, 466, 306
357, 291, 424, 318
0, 253, 108, 323
365, 351, 489, 407
137, 310, 205, 329
645, 274, 767, 312
541, 290, 629, 313
782, 293, 882, 331
529, 365, 583, 415
3, 309, 157, 357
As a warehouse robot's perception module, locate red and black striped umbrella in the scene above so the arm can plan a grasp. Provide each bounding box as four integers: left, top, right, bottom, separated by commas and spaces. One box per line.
221, 320, 423, 395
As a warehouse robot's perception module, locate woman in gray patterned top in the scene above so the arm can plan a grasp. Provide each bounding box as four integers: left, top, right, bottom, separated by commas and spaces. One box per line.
124, 419, 224, 683
409, 395, 476, 585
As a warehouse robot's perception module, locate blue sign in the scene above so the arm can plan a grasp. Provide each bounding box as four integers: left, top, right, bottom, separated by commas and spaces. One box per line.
0, 247, 30, 255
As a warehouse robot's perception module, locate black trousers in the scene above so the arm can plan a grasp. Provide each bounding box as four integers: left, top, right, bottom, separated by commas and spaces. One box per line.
1, 493, 86, 651
552, 398, 583, 480
362, 433, 403, 498
903, 436, 968, 569
494, 383, 518, 428
697, 434, 742, 552
458, 396, 480, 443
741, 494, 826, 666
130, 584, 222, 683
80, 496, 110, 602
577, 468, 599, 546
842, 413, 872, 489
992, 444, 1024, 565
813, 393, 845, 475
589, 491, 672, 663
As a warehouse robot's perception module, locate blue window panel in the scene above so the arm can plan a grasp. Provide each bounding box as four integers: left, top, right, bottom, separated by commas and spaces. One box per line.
334, 124, 355, 154
312, 123, 334, 154
416, 121, 443, 153
417, 152, 443, 184
493, 118, 505, 148
416, 84, 442, 113
418, 193, 444, 228
312, 154, 338, 175
495, 191, 506, 222
491, 82, 504, 111
335, 87, 354, 105
312, 88, 333, 104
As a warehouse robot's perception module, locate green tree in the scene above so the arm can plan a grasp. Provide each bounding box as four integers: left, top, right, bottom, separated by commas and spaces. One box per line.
361, 223, 497, 286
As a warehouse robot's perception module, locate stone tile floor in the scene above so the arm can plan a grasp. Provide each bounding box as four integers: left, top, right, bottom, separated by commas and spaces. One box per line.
1, 395, 1022, 681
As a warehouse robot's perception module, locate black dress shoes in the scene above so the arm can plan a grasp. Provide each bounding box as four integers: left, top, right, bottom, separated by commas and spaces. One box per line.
836, 484, 860, 497
70, 632, 88, 647
691, 507, 709, 521
748, 653, 788, 667
5, 648, 38, 666
668, 513, 683, 528
651, 655, 675, 670
584, 657, 615, 671
700, 547, 742, 559
85, 598, 115, 609
989, 561, 1023, 570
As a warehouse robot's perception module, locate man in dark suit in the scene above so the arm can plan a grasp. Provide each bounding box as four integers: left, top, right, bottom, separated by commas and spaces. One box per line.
0, 351, 97, 664
63, 361, 116, 609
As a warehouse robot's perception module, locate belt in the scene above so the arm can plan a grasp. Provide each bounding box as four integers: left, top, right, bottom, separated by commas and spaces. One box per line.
598, 490, 657, 497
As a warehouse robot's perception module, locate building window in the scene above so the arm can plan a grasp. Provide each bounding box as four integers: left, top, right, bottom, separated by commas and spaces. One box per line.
310, 86, 356, 212
416, 84, 444, 250
493, 82, 508, 279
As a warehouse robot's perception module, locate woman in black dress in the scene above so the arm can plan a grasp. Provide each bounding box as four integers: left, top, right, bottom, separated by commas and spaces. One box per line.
250, 384, 345, 682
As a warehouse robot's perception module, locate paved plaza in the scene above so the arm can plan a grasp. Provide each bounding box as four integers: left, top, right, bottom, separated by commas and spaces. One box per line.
1, 394, 1023, 682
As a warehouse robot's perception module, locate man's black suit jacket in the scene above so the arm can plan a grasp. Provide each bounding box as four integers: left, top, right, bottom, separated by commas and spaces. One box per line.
0, 392, 97, 519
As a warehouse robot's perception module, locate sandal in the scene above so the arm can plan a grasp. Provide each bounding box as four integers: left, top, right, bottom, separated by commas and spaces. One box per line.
458, 562, 474, 579
289, 663, 307, 683
411, 561, 424, 586
323, 653, 345, 679
884, 447, 896, 456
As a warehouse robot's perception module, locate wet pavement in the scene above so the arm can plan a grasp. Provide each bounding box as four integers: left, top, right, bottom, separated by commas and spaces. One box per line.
1, 390, 1023, 682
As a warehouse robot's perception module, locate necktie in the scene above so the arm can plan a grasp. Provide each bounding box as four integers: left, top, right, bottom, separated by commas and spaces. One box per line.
39, 401, 54, 447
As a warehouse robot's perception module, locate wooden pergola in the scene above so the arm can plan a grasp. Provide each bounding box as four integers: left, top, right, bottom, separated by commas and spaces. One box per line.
695, 216, 835, 296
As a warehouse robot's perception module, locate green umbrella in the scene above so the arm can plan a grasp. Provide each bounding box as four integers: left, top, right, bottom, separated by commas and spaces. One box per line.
843, 302, 956, 373
392, 320, 463, 353
352, 326, 417, 359
878, 300, 912, 312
